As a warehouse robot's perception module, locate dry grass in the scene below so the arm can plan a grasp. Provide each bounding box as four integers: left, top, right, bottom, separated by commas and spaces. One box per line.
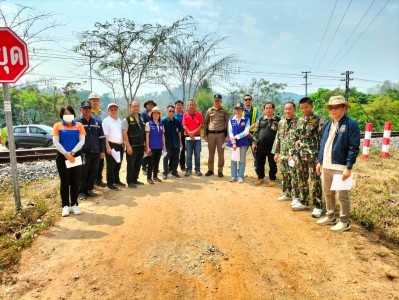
0, 178, 60, 283
352, 149, 399, 244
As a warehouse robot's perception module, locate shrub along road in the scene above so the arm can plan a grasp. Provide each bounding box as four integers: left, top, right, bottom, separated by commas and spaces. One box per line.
1, 161, 398, 299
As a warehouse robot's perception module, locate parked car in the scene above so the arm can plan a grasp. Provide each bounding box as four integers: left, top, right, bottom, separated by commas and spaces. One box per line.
6, 125, 54, 149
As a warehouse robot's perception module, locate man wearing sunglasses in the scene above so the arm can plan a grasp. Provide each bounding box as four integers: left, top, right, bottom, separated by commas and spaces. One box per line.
243, 94, 261, 172
316, 96, 360, 232
162, 105, 183, 179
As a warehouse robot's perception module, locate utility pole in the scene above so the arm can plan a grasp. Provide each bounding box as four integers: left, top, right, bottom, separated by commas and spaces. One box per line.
301, 71, 311, 97
341, 71, 353, 101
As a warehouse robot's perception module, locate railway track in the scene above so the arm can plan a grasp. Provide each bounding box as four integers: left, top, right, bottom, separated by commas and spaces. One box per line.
0, 131, 398, 164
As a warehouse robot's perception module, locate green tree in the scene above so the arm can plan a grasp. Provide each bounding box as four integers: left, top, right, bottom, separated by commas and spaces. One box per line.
195, 89, 214, 117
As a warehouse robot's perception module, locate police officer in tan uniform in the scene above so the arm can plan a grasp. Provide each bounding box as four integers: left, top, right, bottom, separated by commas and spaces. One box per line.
204, 94, 229, 177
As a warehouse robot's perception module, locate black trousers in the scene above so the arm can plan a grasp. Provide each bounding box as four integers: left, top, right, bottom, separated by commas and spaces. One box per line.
56, 155, 82, 207
147, 149, 162, 179
79, 152, 100, 193
126, 146, 144, 184
179, 134, 186, 169
96, 157, 104, 181
105, 142, 124, 186
163, 148, 180, 175
256, 147, 277, 181
142, 156, 149, 172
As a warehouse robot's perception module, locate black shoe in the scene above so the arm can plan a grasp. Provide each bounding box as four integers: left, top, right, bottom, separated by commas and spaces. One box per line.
79, 193, 87, 200
195, 171, 203, 176
128, 183, 137, 188
205, 170, 214, 176
172, 173, 181, 178
218, 172, 224, 178
114, 181, 126, 187
86, 190, 97, 197
95, 180, 107, 187
134, 181, 144, 185
107, 184, 118, 190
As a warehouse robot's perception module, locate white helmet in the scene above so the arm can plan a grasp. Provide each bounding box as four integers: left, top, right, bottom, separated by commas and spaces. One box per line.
88, 92, 101, 100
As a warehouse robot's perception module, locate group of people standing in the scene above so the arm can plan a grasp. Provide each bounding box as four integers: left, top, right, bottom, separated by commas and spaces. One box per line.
52, 92, 360, 233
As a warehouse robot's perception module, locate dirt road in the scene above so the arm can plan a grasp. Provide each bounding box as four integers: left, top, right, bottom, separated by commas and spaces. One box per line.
1, 154, 398, 299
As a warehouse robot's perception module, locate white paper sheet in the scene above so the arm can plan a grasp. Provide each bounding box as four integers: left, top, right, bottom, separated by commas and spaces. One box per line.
65, 156, 82, 169
230, 147, 240, 162
111, 149, 121, 163
330, 173, 353, 191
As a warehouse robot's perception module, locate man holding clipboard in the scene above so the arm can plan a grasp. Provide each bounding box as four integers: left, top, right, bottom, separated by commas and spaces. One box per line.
316, 96, 360, 232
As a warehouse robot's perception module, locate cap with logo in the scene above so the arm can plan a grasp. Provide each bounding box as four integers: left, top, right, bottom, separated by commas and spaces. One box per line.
80, 100, 92, 108
213, 94, 222, 100
234, 102, 244, 110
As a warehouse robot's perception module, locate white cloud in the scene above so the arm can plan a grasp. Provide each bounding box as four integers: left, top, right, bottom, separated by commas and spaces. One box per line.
241, 15, 264, 40
144, 0, 160, 12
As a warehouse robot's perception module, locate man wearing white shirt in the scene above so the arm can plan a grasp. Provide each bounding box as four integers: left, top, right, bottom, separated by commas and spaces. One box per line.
102, 103, 125, 190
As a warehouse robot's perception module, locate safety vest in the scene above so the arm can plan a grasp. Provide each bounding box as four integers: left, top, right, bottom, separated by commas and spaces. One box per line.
247, 107, 258, 133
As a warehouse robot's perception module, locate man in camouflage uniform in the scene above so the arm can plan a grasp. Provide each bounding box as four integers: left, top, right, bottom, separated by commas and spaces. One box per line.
290, 97, 325, 217
272, 101, 300, 202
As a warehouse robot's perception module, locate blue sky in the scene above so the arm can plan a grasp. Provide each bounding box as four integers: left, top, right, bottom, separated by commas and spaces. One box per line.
2, 0, 398, 97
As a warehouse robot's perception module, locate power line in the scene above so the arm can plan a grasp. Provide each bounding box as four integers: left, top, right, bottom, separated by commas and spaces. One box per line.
334, 0, 390, 66
323, 0, 376, 73
310, 0, 339, 70
315, 0, 353, 71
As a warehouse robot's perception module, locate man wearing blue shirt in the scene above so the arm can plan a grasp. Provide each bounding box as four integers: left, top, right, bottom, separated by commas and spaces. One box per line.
174, 100, 186, 171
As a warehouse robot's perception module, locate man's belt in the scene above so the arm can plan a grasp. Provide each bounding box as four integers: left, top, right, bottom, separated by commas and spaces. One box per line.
208, 130, 225, 134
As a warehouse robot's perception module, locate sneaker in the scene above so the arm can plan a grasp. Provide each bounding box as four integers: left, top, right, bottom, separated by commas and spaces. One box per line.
62, 206, 70, 217
185, 171, 192, 177
128, 183, 137, 188
230, 177, 237, 182
71, 205, 81, 215
205, 170, 214, 176
86, 190, 97, 197
134, 181, 144, 185
292, 203, 309, 211
147, 179, 154, 184
107, 184, 118, 190
290, 198, 301, 206
195, 171, 202, 176
218, 172, 224, 178
311, 207, 323, 218
153, 177, 162, 183
268, 180, 276, 187
331, 221, 350, 232
79, 193, 87, 200
316, 216, 337, 226
277, 194, 291, 201
255, 179, 264, 186
95, 180, 107, 187
114, 181, 126, 187
172, 173, 181, 178
162, 173, 167, 180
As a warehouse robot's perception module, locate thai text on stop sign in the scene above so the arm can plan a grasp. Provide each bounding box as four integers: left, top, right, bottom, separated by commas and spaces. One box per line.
0, 27, 29, 83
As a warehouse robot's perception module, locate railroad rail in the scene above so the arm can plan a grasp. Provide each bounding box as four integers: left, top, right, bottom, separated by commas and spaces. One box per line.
0, 131, 398, 164
0, 148, 57, 164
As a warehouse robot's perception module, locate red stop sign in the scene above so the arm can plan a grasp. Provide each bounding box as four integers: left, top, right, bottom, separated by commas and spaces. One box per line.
0, 27, 29, 83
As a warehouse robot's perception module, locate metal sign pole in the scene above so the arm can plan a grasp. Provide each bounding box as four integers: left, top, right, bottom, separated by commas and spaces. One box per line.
2, 83, 21, 210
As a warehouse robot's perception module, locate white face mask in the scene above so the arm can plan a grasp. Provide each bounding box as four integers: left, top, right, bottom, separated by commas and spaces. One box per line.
63, 115, 74, 123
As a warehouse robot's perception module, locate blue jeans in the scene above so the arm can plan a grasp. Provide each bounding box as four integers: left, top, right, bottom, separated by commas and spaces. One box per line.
185, 139, 201, 172
231, 146, 248, 179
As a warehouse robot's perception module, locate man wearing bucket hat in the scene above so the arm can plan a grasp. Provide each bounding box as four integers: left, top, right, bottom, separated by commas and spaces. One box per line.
89, 92, 107, 187
142, 100, 157, 175
316, 95, 360, 232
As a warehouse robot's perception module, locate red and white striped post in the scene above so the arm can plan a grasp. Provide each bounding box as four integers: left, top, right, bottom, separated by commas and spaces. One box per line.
381, 122, 392, 158
362, 123, 373, 159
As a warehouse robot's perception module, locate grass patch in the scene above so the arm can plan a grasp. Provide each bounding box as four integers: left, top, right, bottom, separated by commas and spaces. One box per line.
0, 178, 60, 283
351, 149, 399, 244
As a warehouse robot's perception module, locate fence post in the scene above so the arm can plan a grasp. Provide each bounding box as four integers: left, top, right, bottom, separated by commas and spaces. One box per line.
381, 122, 392, 158
362, 123, 373, 159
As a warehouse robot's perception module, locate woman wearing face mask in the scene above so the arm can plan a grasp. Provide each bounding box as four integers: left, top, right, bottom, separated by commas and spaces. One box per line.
52, 105, 86, 217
